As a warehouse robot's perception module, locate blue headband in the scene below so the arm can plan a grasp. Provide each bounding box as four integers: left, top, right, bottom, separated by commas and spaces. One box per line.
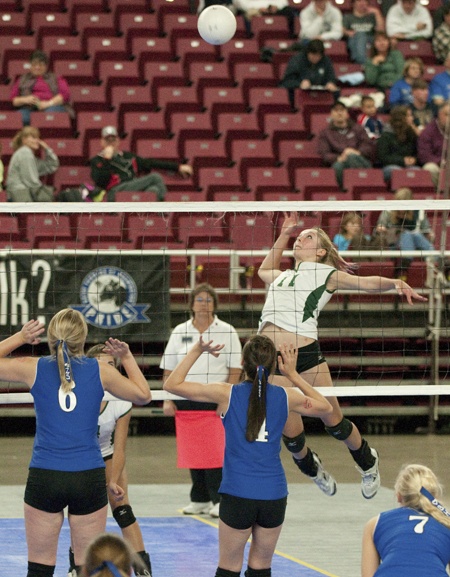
420, 486, 450, 517
89, 560, 124, 577
256, 366, 269, 398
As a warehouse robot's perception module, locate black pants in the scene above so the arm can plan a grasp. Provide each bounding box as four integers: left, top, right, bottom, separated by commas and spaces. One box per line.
190, 468, 222, 503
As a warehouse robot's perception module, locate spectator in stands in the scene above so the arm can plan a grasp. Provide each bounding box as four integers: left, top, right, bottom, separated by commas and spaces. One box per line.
389, 57, 425, 107
385, 0, 433, 40
432, 4, 450, 62
429, 53, 450, 105
6, 126, 58, 202
299, 0, 343, 42
376, 105, 419, 183
10, 50, 72, 127
160, 283, 242, 520
318, 100, 374, 189
364, 31, 405, 91
418, 102, 449, 188
374, 187, 434, 280
343, 0, 385, 64
233, 0, 296, 37
409, 79, 435, 135
333, 211, 371, 250
361, 464, 450, 577
280, 39, 339, 109
90, 126, 193, 202
357, 95, 385, 139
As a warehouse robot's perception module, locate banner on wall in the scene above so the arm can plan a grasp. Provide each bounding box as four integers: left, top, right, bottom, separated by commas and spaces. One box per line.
0, 254, 171, 342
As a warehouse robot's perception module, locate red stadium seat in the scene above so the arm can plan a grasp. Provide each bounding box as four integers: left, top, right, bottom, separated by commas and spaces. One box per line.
0, 214, 22, 243
41, 35, 84, 61
0, 11, 27, 35
228, 212, 277, 251
164, 190, 209, 203
114, 191, 158, 203
32, 112, 73, 138
183, 137, 229, 169
136, 138, 180, 161
173, 37, 219, 68
125, 213, 178, 248
76, 213, 126, 248
263, 112, 308, 144
155, 85, 201, 116
298, 90, 335, 133
97, 60, 140, 94
310, 112, 331, 137
231, 139, 277, 183
196, 165, 245, 197
247, 86, 292, 130
293, 167, 341, 198
144, 60, 188, 104
211, 190, 257, 202
76, 110, 118, 156
44, 138, 84, 165
188, 61, 234, 102
396, 40, 436, 64
1, 36, 36, 83
29, 11, 72, 44
343, 168, 387, 199
53, 59, 97, 85
162, 12, 198, 38
390, 169, 436, 195
134, 37, 174, 79
250, 15, 291, 46
110, 85, 152, 131
219, 39, 260, 75
0, 110, 25, 135
280, 139, 323, 179
233, 62, 277, 96
70, 84, 107, 113
123, 110, 169, 146
244, 165, 292, 197
216, 111, 261, 139
202, 87, 247, 130
53, 165, 93, 192
322, 40, 349, 62
116, 8, 158, 39
87, 36, 128, 73
173, 212, 230, 247
22, 214, 74, 248
168, 111, 215, 155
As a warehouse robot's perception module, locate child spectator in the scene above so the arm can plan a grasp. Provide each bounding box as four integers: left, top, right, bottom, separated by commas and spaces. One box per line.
389, 57, 425, 107
357, 95, 384, 139
333, 212, 371, 250
408, 79, 435, 135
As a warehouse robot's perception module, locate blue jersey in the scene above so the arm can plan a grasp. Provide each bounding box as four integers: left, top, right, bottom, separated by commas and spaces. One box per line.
373, 507, 450, 577
220, 381, 289, 500
30, 356, 105, 472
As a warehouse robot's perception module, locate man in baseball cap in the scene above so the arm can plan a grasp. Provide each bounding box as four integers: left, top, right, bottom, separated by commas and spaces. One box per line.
90, 126, 193, 201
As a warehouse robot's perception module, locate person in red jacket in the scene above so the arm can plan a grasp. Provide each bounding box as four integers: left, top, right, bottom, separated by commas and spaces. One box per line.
90, 126, 193, 201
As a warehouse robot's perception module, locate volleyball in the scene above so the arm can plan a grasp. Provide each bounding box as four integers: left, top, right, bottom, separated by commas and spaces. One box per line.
197, 5, 237, 45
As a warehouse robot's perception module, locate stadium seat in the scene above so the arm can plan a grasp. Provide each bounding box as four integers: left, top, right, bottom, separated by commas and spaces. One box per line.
233, 62, 277, 100
41, 35, 84, 61
29, 11, 72, 44
246, 86, 292, 130
263, 112, 308, 145
98, 60, 141, 94
277, 138, 322, 172
0, 214, 22, 243
123, 110, 169, 146
32, 112, 73, 138
323, 40, 349, 62
293, 167, 341, 198
423, 65, 445, 82
215, 112, 262, 151
389, 169, 436, 195
110, 85, 152, 131
21, 214, 74, 248
164, 190, 209, 203
183, 137, 229, 167
144, 61, 188, 104
271, 50, 294, 82
228, 212, 277, 251
211, 190, 257, 202
231, 139, 277, 184
1, 36, 36, 83
244, 165, 293, 197
87, 36, 128, 73
70, 84, 107, 113
76, 111, 118, 156
0, 111, 25, 136
134, 37, 174, 79
168, 111, 215, 155
114, 191, 158, 203
6, 59, 32, 85
0, 11, 27, 35
74, 11, 116, 37
309, 112, 331, 136
52, 165, 92, 193
250, 15, 291, 47
44, 138, 84, 165
219, 39, 261, 75
155, 85, 201, 117
188, 61, 234, 102
173, 212, 230, 248
343, 168, 387, 199
196, 165, 245, 197
298, 90, 335, 133
202, 87, 247, 131
0, 85, 14, 110
136, 137, 180, 162
53, 59, 97, 85
396, 40, 436, 64
173, 37, 219, 68
162, 12, 199, 40
76, 213, 126, 248
258, 191, 302, 202
116, 8, 158, 39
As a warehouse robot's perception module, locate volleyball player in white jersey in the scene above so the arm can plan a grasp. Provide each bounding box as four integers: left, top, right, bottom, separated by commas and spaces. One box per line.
258, 212, 426, 499
68, 343, 152, 577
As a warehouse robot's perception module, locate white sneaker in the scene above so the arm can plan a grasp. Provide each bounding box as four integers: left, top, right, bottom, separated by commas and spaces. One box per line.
311, 452, 337, 496
182, 501, 213, 515
356, 448, 380, 499
209, 502, 220, 518
67, 571, 77, 577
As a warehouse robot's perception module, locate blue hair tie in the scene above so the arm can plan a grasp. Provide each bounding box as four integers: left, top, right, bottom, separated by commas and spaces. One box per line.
256, 365, 269, 399
420, 486, 450, 517
56, 339, 71, 384
89, 560, 124, 577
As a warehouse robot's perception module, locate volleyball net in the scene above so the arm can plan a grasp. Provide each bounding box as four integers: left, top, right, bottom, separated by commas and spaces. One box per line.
0, 199, 449, 420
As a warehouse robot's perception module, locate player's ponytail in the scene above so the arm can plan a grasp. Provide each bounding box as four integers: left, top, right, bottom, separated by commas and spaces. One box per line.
242, 335, 276, 442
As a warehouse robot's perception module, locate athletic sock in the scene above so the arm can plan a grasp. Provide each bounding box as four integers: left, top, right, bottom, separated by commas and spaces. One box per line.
135, 550, 152, 576
245, 567, 272, 577
215, 568, 241, 577
292, 447, 318, 477
349, 438, 376, 470
27, 561, 55, 577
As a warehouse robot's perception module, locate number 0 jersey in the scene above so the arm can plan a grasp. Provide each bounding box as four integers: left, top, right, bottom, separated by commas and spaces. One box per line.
219, 381, 289, 500
30, 356, 105, 472
259, 262, 336, 340
373, 507, 450, 577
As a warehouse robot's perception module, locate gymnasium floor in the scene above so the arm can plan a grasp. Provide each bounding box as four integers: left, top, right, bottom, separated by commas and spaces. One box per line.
1, 434, 449, 577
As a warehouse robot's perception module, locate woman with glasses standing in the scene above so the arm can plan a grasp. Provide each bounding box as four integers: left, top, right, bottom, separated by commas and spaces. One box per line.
160, 283, 242, 519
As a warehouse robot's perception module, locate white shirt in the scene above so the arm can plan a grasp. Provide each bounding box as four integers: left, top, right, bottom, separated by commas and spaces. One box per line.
97, 399, 132, 458
160, 316, 242, 382
300, 1, 343, 40
386, 2, 433, 39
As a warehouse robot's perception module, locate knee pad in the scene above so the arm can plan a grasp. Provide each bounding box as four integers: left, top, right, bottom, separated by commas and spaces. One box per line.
27, 562, 55, 577
325, 418, 353, 441
113, 504, 136, 529
245, 568, 271, 577
282, 432, 306, 454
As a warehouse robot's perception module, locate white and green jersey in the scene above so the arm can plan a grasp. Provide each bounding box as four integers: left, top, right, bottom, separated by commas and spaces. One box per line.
259, 261, 336, 340
97, 399, 132, 458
